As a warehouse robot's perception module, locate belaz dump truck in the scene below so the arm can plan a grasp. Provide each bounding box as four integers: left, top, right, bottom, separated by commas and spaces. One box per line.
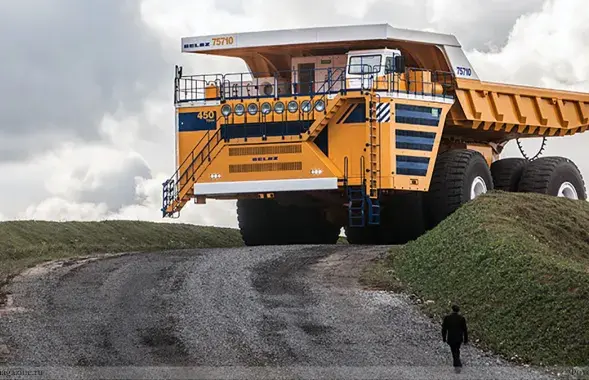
162, 24, 589, 245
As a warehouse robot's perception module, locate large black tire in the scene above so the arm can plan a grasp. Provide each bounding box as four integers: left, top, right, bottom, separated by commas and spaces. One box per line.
490, 157, 528, 192
344, 226, 379, 245
237, 199, 341, 246
288, 205, 341, 245
237, 199, 286, 246
378, 192, 426, 245
424, 149, 494, 229
517, 156, 587, 200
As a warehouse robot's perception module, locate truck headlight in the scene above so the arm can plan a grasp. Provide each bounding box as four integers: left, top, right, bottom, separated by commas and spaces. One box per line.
314, 100, 326, 112
234, 104, 245, 116
261, 102, 272, 115
288, 100, 298, 113
221, 104, 231, 116
247, 103, 258, 115
274, 101, 285, 114
301, 100, 312, 113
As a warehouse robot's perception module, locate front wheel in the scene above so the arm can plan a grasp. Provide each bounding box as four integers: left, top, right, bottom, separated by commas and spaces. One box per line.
344, 226, 379, 245
237, 199, 341, 246
378, 192, 426, 245
424, 149, 494, 229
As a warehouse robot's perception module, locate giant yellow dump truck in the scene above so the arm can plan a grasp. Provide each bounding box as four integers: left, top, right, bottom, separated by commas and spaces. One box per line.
162, 24, 589, 245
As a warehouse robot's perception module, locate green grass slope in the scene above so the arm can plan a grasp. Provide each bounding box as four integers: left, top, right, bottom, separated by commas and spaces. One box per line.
0, 220, 243, 282
369, 192, 589, 367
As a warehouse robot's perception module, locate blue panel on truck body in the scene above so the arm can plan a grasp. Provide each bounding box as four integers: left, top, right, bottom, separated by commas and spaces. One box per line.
179, 112, 217, 131
395, 104, 441, 127
396, 156, 430, 176
395, 130, 436, 151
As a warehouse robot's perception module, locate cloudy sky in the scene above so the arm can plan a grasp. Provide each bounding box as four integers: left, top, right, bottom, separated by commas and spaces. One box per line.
1, 0, 587, 227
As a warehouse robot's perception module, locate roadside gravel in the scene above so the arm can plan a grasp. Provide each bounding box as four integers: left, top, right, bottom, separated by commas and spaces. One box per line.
0, 245, 556, 379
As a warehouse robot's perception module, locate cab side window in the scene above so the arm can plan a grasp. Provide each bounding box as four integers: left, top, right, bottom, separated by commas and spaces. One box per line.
385, 56, 394, 73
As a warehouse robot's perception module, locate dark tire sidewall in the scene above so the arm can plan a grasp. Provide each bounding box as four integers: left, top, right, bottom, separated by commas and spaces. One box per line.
547, 162, 586, 200
462, 155, 494, 203
491, 158, 527, 192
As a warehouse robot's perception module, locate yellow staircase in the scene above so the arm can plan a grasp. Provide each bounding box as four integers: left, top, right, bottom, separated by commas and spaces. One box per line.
306, 97, 345, 140
162, 129, 224, 217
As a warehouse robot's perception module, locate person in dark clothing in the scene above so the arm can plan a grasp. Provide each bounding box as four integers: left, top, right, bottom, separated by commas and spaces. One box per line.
442, 305, 468, 368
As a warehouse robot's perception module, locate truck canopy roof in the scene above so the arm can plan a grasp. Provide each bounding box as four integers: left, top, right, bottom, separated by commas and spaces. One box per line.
181, 24, 460, 53
180, 23, 477, 79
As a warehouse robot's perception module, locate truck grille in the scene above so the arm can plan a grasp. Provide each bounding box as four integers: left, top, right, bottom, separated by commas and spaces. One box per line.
228, 145, 302, 156
229, 162, 303, 173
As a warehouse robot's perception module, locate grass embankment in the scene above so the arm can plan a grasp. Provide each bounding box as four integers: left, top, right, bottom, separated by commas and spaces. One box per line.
0, 220, 243, 283
363, 192, 589, 367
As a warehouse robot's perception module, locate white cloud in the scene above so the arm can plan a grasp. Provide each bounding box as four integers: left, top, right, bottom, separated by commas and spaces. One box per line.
21, 173, 238, 228
467, 0, 589, 90
465, 0, 589, 181
0, 0, 169, 163
38, 144, 151, 211
425, 0, 543, 50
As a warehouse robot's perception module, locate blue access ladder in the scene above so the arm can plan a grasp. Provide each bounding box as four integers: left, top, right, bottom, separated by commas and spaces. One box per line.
347, 186, 380, 228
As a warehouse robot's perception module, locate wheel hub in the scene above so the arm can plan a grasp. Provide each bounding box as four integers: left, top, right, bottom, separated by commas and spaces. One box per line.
470, 176, 488, 200
557, 182, 578, 200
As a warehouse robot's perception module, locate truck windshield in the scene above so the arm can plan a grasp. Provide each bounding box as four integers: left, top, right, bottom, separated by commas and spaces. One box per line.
348, 55, 382, 75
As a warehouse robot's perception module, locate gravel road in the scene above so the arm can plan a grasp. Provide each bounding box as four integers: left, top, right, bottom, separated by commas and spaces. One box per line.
0, 245, 557, 379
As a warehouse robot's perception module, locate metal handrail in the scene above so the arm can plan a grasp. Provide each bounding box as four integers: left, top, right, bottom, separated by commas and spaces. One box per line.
163, 116, 226, 211
215, 69, 347, 143
174, 65, 455, 103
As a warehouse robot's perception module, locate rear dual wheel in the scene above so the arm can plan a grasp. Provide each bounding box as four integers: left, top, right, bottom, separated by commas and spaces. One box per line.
517, 157, 586, 200
491, 156, 586, 200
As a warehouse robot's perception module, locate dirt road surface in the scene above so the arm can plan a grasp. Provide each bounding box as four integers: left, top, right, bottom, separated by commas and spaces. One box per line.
0, 246, 556, 379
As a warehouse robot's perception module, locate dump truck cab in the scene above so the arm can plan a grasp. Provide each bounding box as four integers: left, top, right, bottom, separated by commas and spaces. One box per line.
163, 24, 589, 246
346, 48, 404, 90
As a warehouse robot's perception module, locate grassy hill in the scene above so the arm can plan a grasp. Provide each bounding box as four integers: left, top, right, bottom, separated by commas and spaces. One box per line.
0, 220, 243, 283
364, 192, 589, 367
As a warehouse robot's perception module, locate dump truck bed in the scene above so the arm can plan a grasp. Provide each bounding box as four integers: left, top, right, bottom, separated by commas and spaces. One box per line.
448, 78, 589, 140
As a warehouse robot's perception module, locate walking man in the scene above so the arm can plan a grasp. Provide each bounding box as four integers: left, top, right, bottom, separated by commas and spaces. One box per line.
442, 305, 468, 369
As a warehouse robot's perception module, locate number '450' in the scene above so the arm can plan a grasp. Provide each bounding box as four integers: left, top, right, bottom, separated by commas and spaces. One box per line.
197, 111, 216, 120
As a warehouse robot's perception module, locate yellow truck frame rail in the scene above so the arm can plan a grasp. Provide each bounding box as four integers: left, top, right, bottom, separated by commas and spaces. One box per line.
162, 23, 589, 246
